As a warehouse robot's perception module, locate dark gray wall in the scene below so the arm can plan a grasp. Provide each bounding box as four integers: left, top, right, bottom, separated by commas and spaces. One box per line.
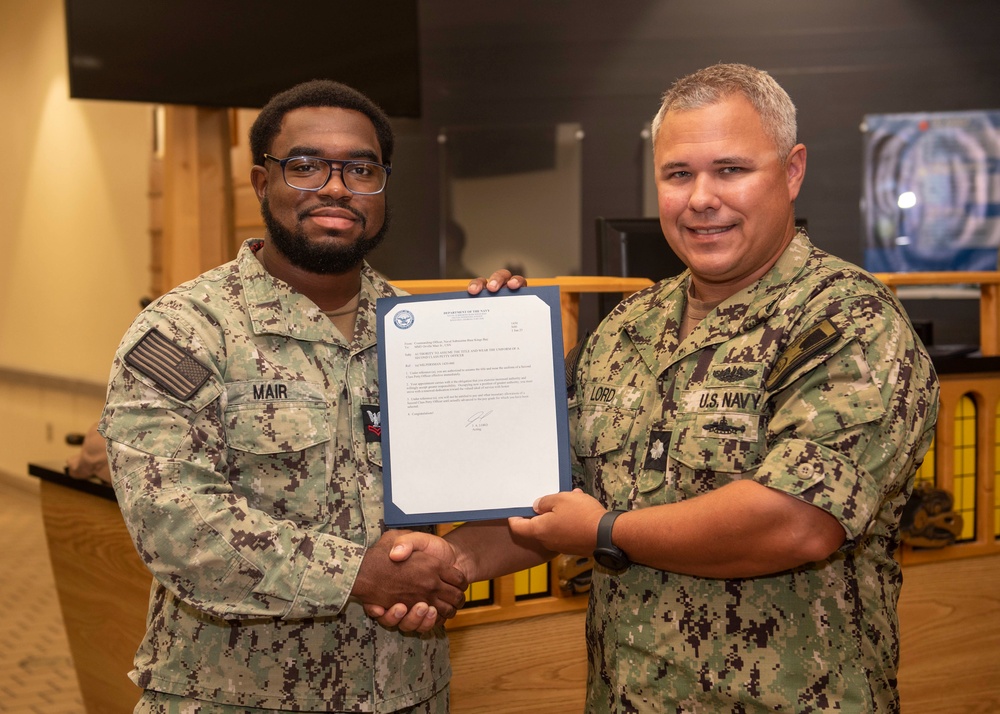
369, 0, 1000, 336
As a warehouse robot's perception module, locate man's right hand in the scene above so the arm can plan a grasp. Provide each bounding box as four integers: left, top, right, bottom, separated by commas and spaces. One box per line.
466, 270, 527, 296
362, 532, 461, 632
363, 520, 548, 633
351, 531, 466, 623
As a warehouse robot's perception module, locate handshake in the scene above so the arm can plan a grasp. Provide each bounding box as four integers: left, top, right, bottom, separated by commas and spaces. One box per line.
352, 529, 469, 633
352, 489, 610, 633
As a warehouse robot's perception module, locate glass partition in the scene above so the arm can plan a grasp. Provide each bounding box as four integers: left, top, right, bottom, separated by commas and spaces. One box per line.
438, 122, 583, 279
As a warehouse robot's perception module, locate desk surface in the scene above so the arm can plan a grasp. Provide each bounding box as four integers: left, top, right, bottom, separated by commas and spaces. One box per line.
29, 462, 116, 502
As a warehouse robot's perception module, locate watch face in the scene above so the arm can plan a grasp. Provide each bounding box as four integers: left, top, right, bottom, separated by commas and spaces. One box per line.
593, 547, 629, 571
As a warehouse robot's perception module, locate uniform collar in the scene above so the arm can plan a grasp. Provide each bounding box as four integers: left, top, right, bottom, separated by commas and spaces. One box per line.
622, 229, 814, 377
237, 239, 396, 349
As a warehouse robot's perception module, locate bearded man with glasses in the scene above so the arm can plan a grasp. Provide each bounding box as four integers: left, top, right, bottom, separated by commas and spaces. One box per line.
100, 80, 520, 713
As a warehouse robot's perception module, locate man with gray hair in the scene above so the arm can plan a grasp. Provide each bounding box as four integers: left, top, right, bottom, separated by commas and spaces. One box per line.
384, 63, 939, 712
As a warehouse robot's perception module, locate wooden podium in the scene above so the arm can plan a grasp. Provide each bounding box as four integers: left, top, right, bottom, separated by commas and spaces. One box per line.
31, 465, 149, 713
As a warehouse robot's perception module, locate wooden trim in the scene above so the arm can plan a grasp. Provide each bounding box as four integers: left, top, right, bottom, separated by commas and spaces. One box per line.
900, 371, 1000, 565
160, 106, 235, 293
874, 271, 1000, 356
390, 276, 654, 294
873, 271, 1000, 286
391, 276, 653, 353
982, 283, 1000, 356
0, 365, 106, 397
448, 587, 587, 630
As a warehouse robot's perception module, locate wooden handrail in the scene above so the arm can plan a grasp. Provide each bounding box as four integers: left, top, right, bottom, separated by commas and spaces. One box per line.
391, 272, 1000, 356
872, 271, 1000, 287
873, 271, 1000, 357
389, 276, 654, 353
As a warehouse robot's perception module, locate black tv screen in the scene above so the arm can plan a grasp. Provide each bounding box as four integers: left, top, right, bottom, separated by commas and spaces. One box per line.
596, 217, 687, 282
595, 217, 688, 317
63, 0, 422, 116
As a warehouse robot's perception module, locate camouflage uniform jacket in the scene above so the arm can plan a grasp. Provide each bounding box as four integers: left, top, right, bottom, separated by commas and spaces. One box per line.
571, 231, 938, 713
100, 239, 448, 712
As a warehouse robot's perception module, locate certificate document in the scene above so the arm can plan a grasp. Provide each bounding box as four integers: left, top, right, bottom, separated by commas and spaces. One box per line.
376, 286, 571, 526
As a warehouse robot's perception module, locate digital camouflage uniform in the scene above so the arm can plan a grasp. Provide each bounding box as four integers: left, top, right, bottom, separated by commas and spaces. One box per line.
100, 239, 449, 712
570, 231, 938, 713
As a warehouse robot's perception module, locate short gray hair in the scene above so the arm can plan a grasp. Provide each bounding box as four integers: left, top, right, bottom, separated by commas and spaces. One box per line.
651, 63, 797, 161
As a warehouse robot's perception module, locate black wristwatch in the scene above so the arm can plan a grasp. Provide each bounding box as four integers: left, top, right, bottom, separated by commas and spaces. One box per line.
593, 510, 631, 571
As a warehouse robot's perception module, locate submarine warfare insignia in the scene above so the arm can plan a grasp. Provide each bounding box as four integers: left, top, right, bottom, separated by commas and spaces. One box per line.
702, 416, 746, 435
712, 365, 757, 383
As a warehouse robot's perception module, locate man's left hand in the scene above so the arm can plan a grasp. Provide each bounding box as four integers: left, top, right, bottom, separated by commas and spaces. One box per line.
508, 488, 606, 556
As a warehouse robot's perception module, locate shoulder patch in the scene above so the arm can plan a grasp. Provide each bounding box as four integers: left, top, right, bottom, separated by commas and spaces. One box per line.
124, 328, 212, 401
766, 318, 841, 391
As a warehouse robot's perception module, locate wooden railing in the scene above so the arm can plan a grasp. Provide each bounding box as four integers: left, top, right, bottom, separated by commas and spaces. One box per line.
391, 276, 654, 356
873, 271, 1000, 356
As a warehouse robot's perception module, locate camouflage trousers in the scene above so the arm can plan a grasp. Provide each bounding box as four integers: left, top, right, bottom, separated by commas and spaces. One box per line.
135, 688, 450, 714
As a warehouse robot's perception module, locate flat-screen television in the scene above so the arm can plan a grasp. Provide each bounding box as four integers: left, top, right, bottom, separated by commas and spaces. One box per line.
63, 0, 422, 116
595, 217, 687, 316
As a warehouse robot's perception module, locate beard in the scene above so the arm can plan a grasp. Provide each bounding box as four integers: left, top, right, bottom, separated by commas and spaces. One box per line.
261, 197, 390, 275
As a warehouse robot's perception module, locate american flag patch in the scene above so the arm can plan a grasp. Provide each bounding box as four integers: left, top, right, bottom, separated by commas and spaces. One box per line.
124, 328, 212, 401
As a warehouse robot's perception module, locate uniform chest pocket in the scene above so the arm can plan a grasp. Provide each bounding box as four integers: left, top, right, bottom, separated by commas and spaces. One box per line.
573, 405, 637, 458
226, 401, 329, 453
224, 383, 331, 524
669, 409, 766, 479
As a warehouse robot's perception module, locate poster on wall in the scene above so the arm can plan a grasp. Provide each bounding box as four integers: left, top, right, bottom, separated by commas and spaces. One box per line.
862, 110, 1000, 273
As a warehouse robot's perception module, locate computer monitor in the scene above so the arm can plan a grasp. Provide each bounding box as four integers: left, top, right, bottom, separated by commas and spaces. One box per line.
595, 217, 687, 316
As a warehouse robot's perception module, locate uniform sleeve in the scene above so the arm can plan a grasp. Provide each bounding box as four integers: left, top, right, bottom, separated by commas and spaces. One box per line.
754, 293, 938, 544
100, 308, 366, 621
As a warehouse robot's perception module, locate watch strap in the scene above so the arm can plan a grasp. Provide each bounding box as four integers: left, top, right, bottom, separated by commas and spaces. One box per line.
597, 509, 625, 550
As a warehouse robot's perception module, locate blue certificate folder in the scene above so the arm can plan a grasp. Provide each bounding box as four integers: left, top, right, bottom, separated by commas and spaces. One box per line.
376, 285, 571, 526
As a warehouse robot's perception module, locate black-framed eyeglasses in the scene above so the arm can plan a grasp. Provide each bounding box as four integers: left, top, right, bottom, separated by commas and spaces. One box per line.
263, 154, 391, 194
